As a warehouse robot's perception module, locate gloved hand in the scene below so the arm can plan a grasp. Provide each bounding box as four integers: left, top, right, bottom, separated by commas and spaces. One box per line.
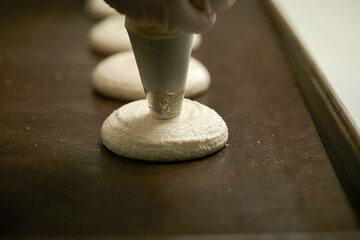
104, 0, 236, 33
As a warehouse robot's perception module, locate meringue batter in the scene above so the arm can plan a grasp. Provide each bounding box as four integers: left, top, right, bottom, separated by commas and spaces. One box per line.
85, 0, 117, 19
89, 15, 202, 54
101, 99, 228, 161
92, 51, 210, 100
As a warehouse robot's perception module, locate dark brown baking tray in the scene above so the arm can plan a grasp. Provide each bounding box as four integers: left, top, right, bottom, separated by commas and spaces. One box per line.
0, 0, 359, 239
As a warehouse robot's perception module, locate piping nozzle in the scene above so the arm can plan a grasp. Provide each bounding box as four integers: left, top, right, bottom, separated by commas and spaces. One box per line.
126, 17, 194, 120
145, 90, 184, 119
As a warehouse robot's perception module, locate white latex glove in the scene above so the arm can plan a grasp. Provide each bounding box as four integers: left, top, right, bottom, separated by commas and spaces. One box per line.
104, 0, 236, 33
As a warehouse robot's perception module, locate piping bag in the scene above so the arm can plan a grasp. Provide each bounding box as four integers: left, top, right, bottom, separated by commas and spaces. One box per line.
126, 0, 212, 119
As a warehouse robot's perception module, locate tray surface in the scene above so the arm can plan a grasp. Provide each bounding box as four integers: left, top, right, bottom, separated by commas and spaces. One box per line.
0, 0, 358, 238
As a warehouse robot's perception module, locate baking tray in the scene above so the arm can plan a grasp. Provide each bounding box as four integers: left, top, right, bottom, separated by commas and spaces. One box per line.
0, 0, 359, 239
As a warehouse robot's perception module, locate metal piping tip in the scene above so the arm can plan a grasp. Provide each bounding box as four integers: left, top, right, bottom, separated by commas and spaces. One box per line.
126, 17, 193, 120
146, 90, 185, 119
